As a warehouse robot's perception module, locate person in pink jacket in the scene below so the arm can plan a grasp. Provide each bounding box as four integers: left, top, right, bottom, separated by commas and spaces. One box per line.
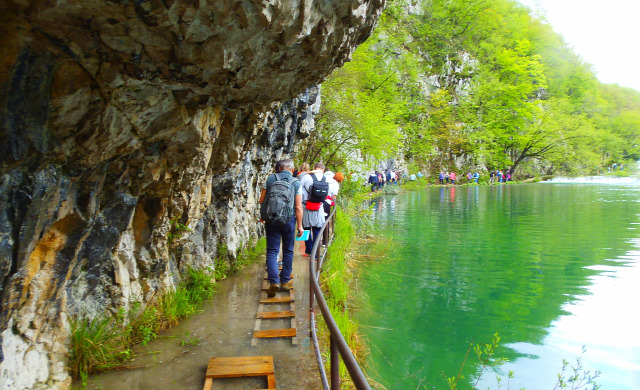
449, 172, 457, 184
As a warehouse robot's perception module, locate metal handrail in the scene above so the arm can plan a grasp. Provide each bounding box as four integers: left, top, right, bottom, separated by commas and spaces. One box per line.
309, 207, 371, 390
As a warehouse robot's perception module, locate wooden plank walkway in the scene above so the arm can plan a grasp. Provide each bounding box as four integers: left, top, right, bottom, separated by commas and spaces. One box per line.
252, 271, 298, 346
202, 356, 276, 390
202, 256, 301, 389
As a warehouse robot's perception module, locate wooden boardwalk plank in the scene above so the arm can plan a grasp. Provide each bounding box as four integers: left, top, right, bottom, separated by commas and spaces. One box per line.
206, 356, 274, 378
253, 328, 297, 338
259, 296, 294, 303
257, 310, 295, 319
256, 272, 297, 346
268, 374, 277, 389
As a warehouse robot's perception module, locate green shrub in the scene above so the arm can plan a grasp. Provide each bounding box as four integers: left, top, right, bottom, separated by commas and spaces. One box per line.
340, 174, 369, 198
184, 266, 217, 301
381, 184, 401, 195
214, 244, 229, 280
401, 176, 430, 191
125, 303, 160, 346
167, 216, 191, 246
69, 315, 131, 386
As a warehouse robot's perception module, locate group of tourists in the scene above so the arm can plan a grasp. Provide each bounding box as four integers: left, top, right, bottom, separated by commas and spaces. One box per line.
438, 171, 462, 184
368, 169, 402, 191
489, 170, 511, 183
466, 172, 480, 183
436, 169, 513, 184
259, 159, 343, 297
608, 163, 623, 171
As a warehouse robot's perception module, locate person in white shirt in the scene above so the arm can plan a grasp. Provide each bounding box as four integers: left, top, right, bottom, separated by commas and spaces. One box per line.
322, 171, 344, 216
299, 162, 326, 256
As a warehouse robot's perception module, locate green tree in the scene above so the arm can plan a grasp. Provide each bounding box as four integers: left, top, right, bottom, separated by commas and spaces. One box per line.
300, 35, 402, 168
311, 0, 640, 177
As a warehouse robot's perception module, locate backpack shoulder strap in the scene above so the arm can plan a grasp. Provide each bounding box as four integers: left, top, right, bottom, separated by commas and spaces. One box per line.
311, 173, 318, 183
266, 173, 280, 192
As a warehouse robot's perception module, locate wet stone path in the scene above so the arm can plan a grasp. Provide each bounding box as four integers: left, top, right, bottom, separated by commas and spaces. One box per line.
86, 243, 321, 389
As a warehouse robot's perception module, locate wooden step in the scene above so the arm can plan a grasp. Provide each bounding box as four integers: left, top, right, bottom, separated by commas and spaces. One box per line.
253, 328, 297, 338
257, 310, 296, 319
254, 280, 297, 346
206, 356, 274, 378
203, 356, 276, 390
260, 296, 294, 304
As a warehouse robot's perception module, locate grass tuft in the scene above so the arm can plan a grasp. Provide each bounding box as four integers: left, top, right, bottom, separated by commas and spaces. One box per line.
70, 266, 216, 384
70, 235, 267, 385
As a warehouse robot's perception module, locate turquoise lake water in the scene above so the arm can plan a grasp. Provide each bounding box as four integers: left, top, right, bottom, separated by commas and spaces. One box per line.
357, 181, 640, 389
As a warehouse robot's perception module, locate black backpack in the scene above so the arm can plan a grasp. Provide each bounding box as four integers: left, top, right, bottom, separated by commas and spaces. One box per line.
308, 174, 329, 203
260, 174, 298, 226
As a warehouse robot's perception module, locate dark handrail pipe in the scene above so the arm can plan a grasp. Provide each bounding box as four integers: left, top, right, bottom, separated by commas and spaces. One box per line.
309, 207, 371, 390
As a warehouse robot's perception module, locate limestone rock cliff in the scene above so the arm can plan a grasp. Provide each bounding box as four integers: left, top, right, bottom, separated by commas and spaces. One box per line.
0, 1, 384, 388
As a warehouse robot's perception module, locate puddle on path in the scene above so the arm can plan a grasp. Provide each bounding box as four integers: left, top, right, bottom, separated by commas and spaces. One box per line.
86, 243, 322, 389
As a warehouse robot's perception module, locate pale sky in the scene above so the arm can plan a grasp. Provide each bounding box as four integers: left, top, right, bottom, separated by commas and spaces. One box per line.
517, 0, 640, 92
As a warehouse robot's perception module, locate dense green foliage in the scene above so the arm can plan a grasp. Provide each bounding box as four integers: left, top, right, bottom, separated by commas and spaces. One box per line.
303, 0, 640, 177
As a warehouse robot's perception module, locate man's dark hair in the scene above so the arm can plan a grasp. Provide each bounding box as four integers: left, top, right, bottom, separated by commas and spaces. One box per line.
314, 162, 325, 170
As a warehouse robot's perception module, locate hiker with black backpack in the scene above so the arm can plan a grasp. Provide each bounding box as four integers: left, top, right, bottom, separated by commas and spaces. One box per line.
300, 162, 328, 258
259, 159, 304, 297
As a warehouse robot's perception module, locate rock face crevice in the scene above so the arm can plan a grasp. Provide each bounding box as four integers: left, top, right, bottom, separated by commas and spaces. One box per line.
0, 1, 383, 388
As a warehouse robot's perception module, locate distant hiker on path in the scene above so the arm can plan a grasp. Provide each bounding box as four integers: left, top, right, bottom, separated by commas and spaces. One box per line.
259, 159, 304, 297
369, 171, 379, 191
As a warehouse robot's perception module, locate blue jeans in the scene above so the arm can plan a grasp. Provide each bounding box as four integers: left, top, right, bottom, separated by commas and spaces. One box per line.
304, 226, 322, 257
265, 217, 296, 285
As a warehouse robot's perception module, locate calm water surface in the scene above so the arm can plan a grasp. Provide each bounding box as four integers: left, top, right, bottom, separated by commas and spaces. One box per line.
358, 182, 640, 389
